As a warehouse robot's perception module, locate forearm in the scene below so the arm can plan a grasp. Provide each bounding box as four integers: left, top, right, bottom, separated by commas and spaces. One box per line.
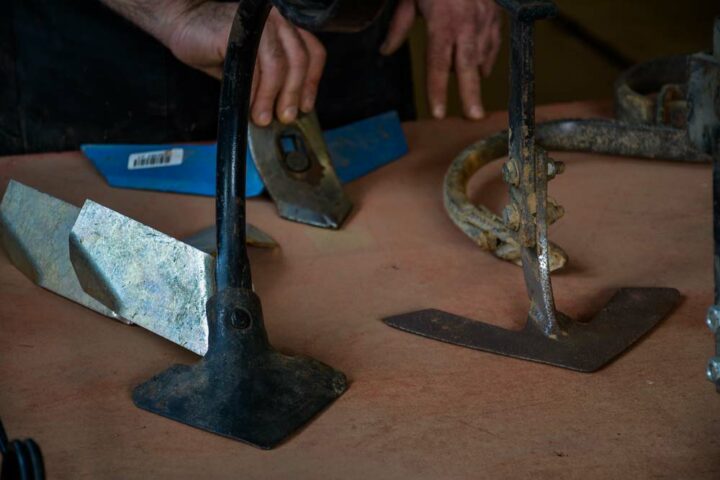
99, 0, 203, 47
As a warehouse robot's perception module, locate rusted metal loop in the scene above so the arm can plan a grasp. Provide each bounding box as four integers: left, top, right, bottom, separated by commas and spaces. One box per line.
444, 131, 568, 272
272, 0, 387, 32
614, 55, 689, 127
444, 118, 710, 272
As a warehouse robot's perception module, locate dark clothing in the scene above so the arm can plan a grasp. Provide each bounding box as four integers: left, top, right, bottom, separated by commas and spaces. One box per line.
0, 0, 415, 156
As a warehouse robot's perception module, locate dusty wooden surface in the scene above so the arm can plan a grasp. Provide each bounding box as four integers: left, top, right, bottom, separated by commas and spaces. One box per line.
0, 102, 718, 479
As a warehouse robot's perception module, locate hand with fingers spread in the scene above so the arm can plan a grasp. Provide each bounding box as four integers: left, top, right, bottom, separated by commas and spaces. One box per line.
381, 0, 501, 120
100, 1, 326, 126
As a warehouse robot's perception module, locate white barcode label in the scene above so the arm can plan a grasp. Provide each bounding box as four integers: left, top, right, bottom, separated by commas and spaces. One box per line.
128, 148, 184, 170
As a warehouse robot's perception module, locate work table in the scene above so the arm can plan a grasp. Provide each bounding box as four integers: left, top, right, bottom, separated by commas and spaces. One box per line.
1, 101, 717, 478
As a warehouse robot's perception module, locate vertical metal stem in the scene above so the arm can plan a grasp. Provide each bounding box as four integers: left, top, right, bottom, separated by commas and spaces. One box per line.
216, 0, 272, 292
508, 19, 535, 185
500, 0, 559, 336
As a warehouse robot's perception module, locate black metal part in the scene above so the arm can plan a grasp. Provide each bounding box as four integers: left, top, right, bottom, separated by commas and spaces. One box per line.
273, 0, 387, 33
383, 0, 682, 372
249, 112, 352, 229
133, 289, 346, 448
133, 0, 383, 448
686, 17, 720, 389
0, 419, 45, 480
386, 289, 679, 372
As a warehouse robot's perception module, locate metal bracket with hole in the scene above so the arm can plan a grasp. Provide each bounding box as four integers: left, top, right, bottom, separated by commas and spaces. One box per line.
384, 0, 684, 372
250, 108, 352, 229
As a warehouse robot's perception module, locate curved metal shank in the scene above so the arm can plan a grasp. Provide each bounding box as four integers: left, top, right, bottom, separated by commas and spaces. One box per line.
132, 0, 387, 449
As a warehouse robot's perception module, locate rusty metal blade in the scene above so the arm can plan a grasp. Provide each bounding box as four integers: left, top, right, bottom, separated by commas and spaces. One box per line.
384, 288, 680, 372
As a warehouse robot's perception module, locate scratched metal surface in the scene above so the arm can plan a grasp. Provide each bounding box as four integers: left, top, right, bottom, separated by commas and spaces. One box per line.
70, 200, 213, 356
0, 180, 123, 322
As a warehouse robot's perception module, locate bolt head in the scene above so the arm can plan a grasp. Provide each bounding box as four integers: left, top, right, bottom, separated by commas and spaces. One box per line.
502, 204, 520, 231
501, 161, 520, 186
284, 151, 311, 173
229, 308, 252, 330
547, 160, 565, 179
707, 306, 720, 333
707, 357, 720, 383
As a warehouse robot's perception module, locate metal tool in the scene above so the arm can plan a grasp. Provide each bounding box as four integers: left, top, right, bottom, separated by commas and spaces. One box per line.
250, 112, 353, 228
0, 181, 124, 322
126, 0, 386, 448
0, 181, 276, 335
614, 54, 689, 128
184, 223, 278, 252
685, 18, 720, 390
70, 200, 214, 355
443, 120, 709, 271
618, 18, 720, 390
0, 418, 44, 480
384, 0, 682, 372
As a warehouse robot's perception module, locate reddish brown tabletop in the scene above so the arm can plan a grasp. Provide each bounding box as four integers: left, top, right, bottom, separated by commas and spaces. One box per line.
1, 102, 718, 479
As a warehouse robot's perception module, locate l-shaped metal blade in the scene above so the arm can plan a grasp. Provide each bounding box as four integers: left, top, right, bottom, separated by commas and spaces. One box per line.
384, 288, 680, 372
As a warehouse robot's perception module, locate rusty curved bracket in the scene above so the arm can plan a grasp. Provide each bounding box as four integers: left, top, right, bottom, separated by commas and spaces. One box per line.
444, 119, 710, 272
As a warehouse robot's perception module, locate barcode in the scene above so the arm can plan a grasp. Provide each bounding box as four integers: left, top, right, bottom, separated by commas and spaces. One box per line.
128, 148, 183, 170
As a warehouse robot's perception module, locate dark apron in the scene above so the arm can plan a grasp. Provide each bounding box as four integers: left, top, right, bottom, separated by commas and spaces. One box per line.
0, 0, 414, 156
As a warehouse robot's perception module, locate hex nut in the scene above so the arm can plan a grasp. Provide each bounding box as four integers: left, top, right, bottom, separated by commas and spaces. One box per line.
502, 161, 520, 186
503, 203, 521, 231
706, 305, 720, 334
547, 159, 566, 179
707, 357, 720, 383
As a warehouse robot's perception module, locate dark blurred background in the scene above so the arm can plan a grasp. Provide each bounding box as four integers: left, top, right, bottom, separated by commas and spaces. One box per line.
408, 0, 718, 117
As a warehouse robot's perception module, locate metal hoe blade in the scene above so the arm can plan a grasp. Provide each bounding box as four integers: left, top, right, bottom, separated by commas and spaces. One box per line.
132, 288, 346, 449
383, 0, 682, 372
385, 289, 679, 372
130, 0, 384, 448
0, 180, 277, 340
249, 111, 352, 229
70, 200, 214, 356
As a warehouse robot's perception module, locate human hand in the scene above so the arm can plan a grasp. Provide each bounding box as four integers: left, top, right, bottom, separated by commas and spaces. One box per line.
380, 0, 501, 120
101, 1, 326, 126
166, 4, 326, 126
